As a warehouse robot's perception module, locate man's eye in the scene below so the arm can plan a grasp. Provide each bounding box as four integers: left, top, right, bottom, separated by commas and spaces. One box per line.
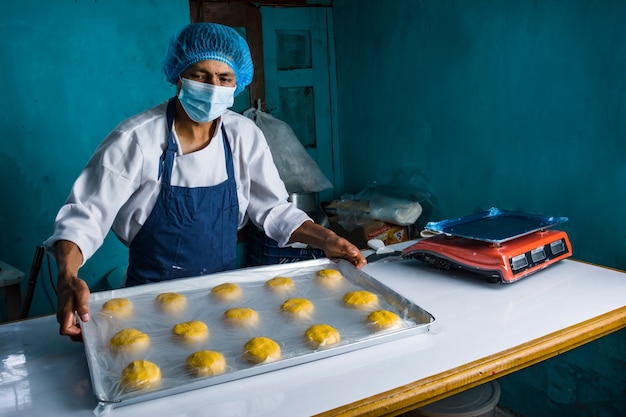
182, 72, 204, 81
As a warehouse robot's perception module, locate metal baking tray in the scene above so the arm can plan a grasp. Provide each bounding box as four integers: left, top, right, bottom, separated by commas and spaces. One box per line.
82, 259, 434, 413
424, 207, 568, 243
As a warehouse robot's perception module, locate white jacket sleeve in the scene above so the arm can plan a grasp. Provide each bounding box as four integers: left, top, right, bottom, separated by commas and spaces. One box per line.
44, 129, 144, 265
226, 114, 311, 247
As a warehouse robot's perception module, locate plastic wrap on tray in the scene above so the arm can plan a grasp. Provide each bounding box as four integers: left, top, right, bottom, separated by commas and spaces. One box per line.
82, 259, 434, 414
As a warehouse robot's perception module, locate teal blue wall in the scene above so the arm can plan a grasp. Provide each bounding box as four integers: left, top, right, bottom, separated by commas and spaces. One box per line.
333, 0, 626, 272
332, 1, 625, 416
0, 0, 190, 317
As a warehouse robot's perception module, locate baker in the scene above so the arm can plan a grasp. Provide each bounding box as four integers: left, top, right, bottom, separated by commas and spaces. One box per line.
45, 22, 366, 339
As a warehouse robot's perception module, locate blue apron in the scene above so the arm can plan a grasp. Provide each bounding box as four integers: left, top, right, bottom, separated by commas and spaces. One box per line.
125, 98, 238, 287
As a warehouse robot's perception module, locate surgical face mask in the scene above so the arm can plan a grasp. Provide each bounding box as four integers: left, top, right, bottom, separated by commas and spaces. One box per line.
177, 78, 235, 123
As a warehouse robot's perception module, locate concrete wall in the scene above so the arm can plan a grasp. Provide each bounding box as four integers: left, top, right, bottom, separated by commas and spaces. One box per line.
332, 1, 625, 415
0, 0, 190, 317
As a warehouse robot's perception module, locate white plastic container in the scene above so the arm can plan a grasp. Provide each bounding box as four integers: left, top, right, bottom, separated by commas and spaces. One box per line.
409, 380, 501, 417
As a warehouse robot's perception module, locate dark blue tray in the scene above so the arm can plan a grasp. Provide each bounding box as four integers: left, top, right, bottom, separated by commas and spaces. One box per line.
424, 207, 568, 243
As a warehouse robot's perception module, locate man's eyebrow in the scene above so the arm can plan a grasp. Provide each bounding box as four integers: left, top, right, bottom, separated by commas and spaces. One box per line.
188, 67, 235, 77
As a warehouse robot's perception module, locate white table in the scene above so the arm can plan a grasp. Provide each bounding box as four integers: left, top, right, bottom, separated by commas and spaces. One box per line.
1, 246, 625, 417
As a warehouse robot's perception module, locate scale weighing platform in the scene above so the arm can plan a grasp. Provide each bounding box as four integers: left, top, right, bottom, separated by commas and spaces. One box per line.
401, 208, 572, 283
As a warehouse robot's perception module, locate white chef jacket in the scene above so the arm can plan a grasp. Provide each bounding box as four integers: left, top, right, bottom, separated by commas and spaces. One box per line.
44, 100, 312, 265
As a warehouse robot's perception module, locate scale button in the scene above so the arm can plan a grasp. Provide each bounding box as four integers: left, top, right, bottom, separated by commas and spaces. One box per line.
531, 247, 547, 262
511, 254, 528, 271
550, 239, 566, 255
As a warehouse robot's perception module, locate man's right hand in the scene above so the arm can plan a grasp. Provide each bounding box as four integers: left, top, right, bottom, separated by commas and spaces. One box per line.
53, 240, 90, 341
56, 275, 91, 340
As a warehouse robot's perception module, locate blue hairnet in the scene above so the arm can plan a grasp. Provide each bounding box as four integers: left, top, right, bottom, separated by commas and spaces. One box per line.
163, 23, 254, 96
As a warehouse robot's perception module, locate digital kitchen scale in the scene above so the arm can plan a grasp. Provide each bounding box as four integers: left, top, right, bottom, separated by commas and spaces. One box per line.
401, 208, 572, 283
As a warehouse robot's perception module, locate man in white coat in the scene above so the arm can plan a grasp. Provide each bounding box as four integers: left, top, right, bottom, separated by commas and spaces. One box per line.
45, 22, 366, 339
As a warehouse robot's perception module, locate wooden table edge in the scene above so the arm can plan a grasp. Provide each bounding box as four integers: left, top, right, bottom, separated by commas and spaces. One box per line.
314, 305, 626, 417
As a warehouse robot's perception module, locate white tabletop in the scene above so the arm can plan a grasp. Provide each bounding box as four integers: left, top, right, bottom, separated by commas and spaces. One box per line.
1, 247, 625, 417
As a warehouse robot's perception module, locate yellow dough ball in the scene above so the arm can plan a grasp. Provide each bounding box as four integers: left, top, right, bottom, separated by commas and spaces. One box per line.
243, 337, 281, 364
186, 350, 227, 377
172, 320, 209, 343
211, 283, 242, 302
314, 269, 345, 290
109, 328, 150, 355
305, 324, 341, 348
367, 310, 402, 331
155, 292, 187, 314
280, 298, 314, 320
101, 298, 133, 319
343, 290, 379, 310
264, 276, 295, 295
223, 307, 260, 328
120, 360, 161, 392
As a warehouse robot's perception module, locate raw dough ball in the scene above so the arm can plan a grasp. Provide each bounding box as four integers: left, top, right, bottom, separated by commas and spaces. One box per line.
305, 324, 341, 348
155, 292, 187, 314
264, 276, 295, 295
211, 283, 242, 302
186, 350, 227, 377
280, 298, 314, 320
120, 360, 161, 392
367, 310, 402, 330
343, 290, 379, 310
223, 307, 260, 328
243, 337, 281, 364
101, 298, 133, 319
109, 328, 150, 355
172, 320, 209, 343
314, 269, 345, 290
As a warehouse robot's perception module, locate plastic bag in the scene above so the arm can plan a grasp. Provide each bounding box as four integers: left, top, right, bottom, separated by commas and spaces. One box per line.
328, 171, 436, 231
243, 107, 333, 193
331, 190, 423, 229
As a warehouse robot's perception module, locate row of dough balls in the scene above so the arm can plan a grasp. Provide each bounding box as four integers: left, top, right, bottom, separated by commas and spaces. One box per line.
118, 329, 332, 392
102, 269, 392, 322
109, 321, 211, 357
109, 300, 402, 356
119, 349, 226, 392
105, 288, 398, 349
101, 269, 351, 320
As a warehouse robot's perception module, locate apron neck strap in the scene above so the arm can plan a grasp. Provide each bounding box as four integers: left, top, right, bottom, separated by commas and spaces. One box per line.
158, 98, 178, 180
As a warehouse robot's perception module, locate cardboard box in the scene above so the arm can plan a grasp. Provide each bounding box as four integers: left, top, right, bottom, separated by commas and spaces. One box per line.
328, 217, 409, 250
